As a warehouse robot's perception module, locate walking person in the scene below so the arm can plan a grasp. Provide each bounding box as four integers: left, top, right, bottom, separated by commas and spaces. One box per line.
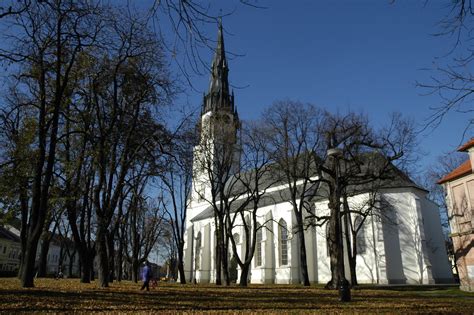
140, 261, 152, 291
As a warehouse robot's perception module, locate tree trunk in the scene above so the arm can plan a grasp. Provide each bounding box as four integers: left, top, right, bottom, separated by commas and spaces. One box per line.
348, 253, 357, 286
239, 264, 250, 287
18, 181, 29, 279
177, 247, 186, 284
222, 242, 230, 286
107, 233, 115, 282
296, 213, 311, 286
132, 258, 139, 283
20, 232, 41, 287
347, 223, 358, 286
117, 240, 123, 282
96, 224, 109, 287
325, 200, 341, 290
68, 251, 75, 277
37, 237, 51, 277
215, 240, 222, 285
79, 247, 92, 283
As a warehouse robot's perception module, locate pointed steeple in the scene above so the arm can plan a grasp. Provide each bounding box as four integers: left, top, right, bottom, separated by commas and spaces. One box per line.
208, 18, 229, 96
202, 19, 235, 116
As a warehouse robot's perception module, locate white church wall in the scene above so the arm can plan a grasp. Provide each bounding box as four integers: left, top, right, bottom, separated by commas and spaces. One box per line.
314, 200, 332, 284
418, 195, 454, 283
272, 202, 298, 284
263, 211, 275, 284
349, 193, 384, 284
314, 193, 389, 285
382, 189, 434, 284
183, 225, 194, 281
185, 187, 451, 286
305, 225, 318, 283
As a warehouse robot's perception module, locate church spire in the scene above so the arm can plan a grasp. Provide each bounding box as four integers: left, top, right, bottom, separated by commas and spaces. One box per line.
208, 18, 229, 95
203, 19, 234, 115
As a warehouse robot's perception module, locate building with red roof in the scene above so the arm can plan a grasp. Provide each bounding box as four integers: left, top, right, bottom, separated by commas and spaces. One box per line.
438, 138, 474, 292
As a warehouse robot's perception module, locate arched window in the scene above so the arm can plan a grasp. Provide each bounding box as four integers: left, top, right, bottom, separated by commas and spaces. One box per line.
233, 233, 240, 245
279, 219, 288, 266
195, 232, 202, 270
255, 224, 262, 267
354, 216, 366, 255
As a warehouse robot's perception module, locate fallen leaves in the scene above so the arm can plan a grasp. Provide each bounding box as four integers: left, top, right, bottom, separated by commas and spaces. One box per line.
0, 278, 472, 314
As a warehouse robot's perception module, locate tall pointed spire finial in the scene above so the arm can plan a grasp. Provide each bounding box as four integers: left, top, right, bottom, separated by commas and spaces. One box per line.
202, 19, 237, 119
208, 17, 228, 97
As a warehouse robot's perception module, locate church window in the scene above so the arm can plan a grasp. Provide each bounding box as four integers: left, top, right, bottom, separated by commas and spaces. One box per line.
279, 219, 288, 266
233, 233, 240, 244
354, 216, 367, 255
195, 232, 202, 270
255, 224, 262, 267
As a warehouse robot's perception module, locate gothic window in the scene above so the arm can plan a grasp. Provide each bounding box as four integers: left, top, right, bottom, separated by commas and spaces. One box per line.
195, 232, 202, 270
255, 224, 262, 267
279, 219, 288, 266
354, 216, 367, 255
233, 233, 240, 244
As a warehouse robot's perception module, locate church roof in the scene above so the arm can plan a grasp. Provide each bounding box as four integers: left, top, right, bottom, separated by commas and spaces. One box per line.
437, 138, 474, 184
437, 159, 471, 184
458, 137, 474, 152
191, 152, 424, 222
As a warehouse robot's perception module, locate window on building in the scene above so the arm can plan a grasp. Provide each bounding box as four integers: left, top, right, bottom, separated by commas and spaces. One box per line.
255, 224, 262, 267
354, 216, 367, 255
195, 232, 202, 270
279, 219, 288, 266
453, 184, 471, 233
233, 233, 240, 245
3, 246, 6, 254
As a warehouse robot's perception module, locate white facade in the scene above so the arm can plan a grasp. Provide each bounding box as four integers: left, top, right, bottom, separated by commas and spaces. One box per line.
184, 187, 454, 285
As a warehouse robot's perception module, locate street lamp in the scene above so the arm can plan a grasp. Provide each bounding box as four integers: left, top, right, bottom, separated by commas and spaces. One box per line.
327, 147, 351, 302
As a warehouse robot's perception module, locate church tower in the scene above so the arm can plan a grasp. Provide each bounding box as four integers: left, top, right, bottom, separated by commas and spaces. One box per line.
191, 20, 240, 203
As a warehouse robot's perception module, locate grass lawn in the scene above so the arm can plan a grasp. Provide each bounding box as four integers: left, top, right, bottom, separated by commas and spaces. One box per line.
0, 278, 473, 314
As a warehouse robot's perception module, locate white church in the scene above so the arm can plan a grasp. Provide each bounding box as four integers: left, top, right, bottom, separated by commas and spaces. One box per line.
183, 24, 453, 285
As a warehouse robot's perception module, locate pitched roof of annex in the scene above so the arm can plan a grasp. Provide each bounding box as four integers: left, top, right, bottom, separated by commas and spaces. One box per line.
437, 159, 472, 184
437, 138, 474, 184
458, 138, 474, 152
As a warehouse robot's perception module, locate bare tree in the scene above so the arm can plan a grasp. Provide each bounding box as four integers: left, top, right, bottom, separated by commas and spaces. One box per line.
226, 121, 276, 286
319, 111, 417, 291
193, 109, 241, 286
125, 195, 166, 283
260, 100, 324, 286
161, 114, 197, 284
417, 0, 474, 136
83, 9, 173, 287
0, 0, 102, 287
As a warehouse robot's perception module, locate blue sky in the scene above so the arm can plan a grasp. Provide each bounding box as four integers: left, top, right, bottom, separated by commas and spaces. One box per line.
163, 1, 468, 173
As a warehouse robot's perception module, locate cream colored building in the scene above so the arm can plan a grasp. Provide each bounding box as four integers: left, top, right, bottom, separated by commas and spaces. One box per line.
439, 138, 474, 292
0, 226, 21, 273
